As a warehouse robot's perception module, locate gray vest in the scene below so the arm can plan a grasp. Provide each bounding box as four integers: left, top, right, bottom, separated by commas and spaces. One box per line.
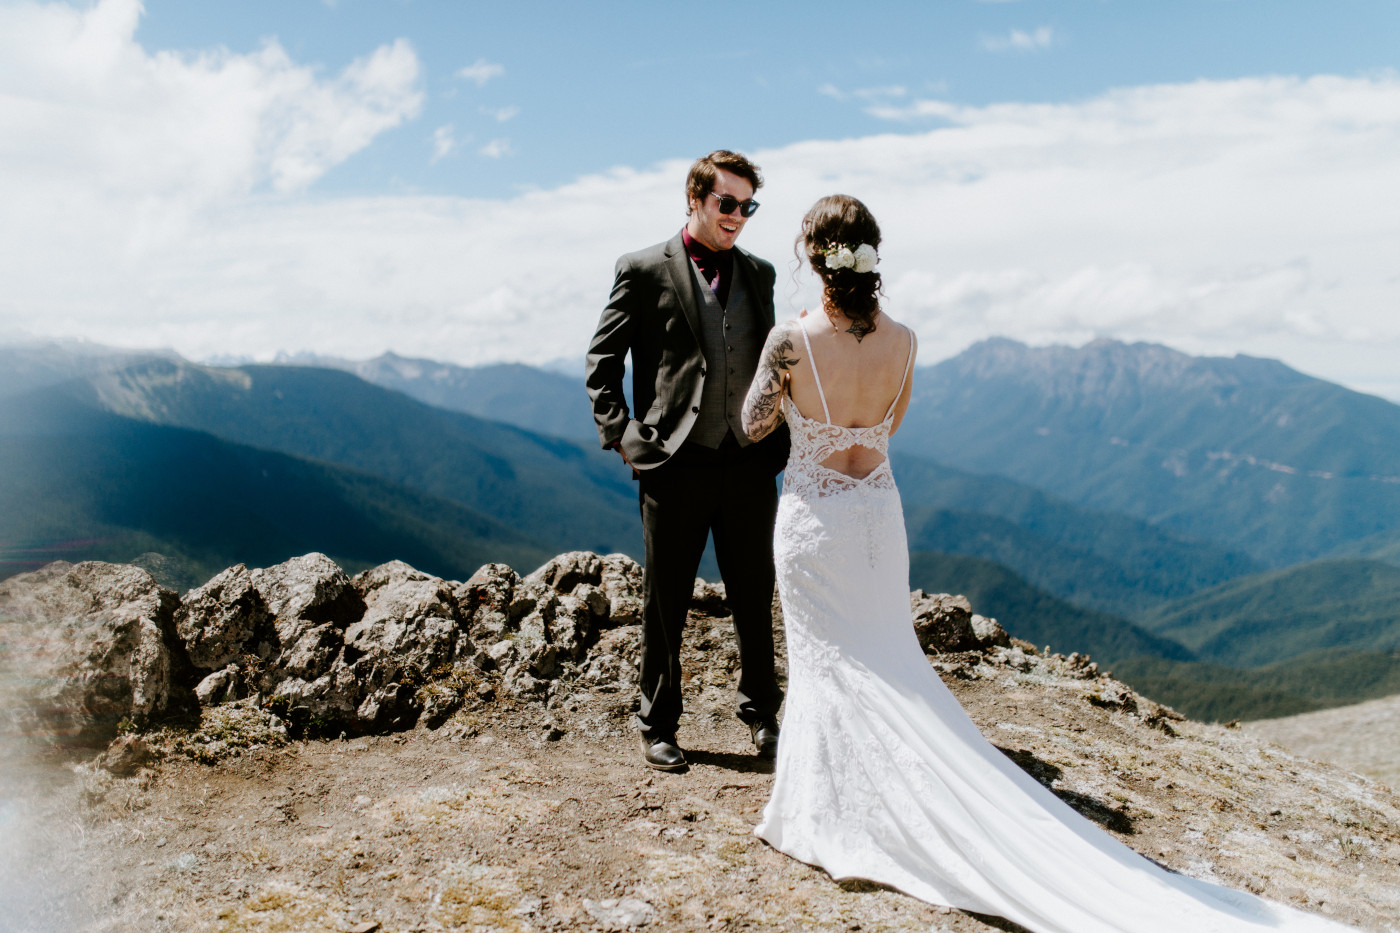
686, 259, 761, 448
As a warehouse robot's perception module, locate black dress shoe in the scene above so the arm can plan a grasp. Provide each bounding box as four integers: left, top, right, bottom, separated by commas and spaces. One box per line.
750, 719, 779, 758
640, 734, 687, 772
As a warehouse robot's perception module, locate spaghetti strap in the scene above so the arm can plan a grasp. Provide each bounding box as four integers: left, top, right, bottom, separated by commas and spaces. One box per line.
798, 320, 833, 423
882, 327, 916, 421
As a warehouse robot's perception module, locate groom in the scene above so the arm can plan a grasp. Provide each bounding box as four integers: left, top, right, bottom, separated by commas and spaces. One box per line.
586, 150, 788, 771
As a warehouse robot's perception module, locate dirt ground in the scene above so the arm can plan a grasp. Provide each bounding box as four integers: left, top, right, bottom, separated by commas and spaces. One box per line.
3, 617, 1399, 933
1247, 694, 1400, 791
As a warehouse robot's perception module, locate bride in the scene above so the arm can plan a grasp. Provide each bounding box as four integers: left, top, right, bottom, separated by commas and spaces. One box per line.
739, 194, 1355, 933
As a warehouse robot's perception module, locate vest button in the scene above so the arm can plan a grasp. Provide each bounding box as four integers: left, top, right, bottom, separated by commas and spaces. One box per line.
692, 406, 700, 413
700, 368, 707, 377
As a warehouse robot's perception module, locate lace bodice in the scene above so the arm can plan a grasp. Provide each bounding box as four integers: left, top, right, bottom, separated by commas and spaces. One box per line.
782, 396, 898, 498
781, 321, 913, 500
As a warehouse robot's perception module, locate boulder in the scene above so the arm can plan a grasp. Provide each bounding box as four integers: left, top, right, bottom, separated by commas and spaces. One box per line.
0, 561, 181, 745
599, 554, 643, 627
454, 563, 519, 642
246, 553, 363, 700
339, 561, 472, 728
348, 561, 466, 676
971, 613, 1011, 649
195, 666, 238, 706
690, 579, 729, 617
250, 552, 364, 647
176, 564, 269, 670
457, 560, 613, 695
526, 551, 603, 594
909, 590, 980, 654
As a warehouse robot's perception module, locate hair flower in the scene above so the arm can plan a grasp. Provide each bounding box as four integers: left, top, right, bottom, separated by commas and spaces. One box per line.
852, 243, 879, 273
822, 242, 878, 273
826, 245, 855, 270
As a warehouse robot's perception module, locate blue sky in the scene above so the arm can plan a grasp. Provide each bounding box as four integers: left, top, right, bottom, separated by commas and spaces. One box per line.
134, 0, 1400, 199
2, 0, 1400, 398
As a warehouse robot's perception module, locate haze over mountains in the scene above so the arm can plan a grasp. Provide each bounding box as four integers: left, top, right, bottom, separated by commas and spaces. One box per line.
3, 336, 1398, 721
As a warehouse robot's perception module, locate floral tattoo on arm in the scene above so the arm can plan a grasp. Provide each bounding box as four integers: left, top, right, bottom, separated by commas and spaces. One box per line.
743, 322, 801, 442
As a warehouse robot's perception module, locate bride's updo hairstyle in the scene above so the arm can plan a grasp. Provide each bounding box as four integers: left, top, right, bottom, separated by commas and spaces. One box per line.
797, 194, 884, 334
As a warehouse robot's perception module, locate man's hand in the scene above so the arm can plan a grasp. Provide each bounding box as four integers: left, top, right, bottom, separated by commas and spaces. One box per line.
610, 441, 640, 480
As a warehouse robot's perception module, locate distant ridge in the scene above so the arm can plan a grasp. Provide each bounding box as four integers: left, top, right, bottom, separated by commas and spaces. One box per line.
78, 358, 641, 561
897, 337, 1400, 568
1136, 557, 1400, 667
277, 350, 597, 442
0, 390, 548, 587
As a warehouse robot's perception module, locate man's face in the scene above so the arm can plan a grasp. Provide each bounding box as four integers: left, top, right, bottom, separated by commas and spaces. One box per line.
686, 168, 754, 252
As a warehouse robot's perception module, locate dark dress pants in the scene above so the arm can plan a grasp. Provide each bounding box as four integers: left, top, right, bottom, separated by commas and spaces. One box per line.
636, 435, 783, 740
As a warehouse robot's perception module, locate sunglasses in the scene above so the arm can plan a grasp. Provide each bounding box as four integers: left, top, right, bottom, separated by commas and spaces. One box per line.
710, 192, 761, 217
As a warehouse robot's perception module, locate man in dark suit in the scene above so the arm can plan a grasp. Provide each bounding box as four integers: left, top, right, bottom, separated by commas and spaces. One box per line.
586, 150, 788, 771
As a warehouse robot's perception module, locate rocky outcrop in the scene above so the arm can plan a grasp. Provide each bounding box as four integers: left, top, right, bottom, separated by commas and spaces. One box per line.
0, 561, 184, 745
176, 563, 269, 670
0, 550, 1029, 751
909, 590, 1010, 654
458, 551, 639, 699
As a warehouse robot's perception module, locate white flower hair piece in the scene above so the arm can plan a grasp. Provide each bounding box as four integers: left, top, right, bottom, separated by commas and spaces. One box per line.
822, 242, 879, 273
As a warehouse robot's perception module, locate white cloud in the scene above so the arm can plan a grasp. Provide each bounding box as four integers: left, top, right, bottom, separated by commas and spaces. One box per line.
456, 58, 504, 86
819, 83, 907, 103
479, 137, 512, 158
0, 0, 423, 199
431, 124, 458, 162
981, 26, 1054, 52
480, 105, 519, 122
1, 9, 1398, 400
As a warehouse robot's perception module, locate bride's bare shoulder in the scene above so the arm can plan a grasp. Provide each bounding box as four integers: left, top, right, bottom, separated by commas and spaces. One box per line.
880, 317, 917, 351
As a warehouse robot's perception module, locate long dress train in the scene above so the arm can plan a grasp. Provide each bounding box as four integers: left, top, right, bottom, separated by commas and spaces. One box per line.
754, 323, 1354, 933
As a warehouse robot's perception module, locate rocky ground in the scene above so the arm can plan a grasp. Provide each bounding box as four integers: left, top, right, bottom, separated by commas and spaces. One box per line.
2, 554, 1399, 933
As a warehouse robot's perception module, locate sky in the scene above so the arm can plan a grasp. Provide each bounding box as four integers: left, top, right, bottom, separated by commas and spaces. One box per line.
1, 0, 1399, 397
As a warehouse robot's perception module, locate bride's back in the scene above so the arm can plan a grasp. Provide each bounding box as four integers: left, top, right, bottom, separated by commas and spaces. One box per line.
786, 309, 915, 479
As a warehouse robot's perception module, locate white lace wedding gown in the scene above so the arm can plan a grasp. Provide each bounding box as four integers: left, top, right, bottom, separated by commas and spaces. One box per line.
754, 323, 1354, 933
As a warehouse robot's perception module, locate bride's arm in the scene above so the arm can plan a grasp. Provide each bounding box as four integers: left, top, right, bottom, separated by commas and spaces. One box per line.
742, 320, 802, 442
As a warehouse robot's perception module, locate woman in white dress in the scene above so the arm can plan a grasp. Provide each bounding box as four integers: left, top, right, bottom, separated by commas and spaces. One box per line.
739, 194, 1355, 933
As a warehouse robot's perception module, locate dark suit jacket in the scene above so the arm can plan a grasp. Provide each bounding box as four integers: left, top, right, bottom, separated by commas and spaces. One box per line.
586, 230, 788, 471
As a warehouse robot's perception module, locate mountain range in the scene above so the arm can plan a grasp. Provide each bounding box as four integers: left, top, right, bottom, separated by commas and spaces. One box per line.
5, 336, 1400, 721
78, 357, 640, 558
896, 337, 1400, 569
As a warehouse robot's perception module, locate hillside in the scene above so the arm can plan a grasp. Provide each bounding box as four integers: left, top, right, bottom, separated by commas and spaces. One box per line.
900, 552, 1392, 721
1247, 693, 1400, 789
1135, 558, 1400, 667
0, 392, 548, 587
1113, 648, 1400, 722
78, 358, 641, 560
896, 451, 1259, 617
908, 551, 1194, 665
896, 337, 1400, 568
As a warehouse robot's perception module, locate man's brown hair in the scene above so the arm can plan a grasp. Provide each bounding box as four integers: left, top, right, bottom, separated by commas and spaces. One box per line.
685, 150, 763, 215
